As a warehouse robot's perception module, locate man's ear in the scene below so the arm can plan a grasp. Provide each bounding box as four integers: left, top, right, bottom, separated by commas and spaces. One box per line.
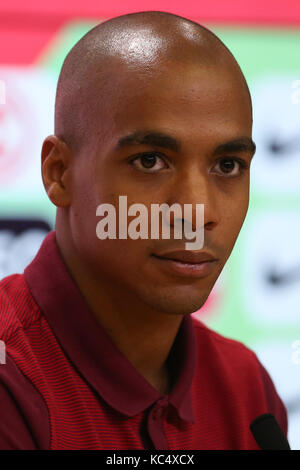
41, 135, 72, 208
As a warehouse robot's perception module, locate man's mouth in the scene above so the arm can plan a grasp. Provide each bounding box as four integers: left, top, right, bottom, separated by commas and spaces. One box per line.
151, 251, 218, 278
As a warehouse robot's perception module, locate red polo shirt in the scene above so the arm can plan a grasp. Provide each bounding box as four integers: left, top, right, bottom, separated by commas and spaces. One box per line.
0, 231, 288, 450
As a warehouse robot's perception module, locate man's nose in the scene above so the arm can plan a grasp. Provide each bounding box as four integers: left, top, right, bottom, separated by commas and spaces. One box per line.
165, 169, 221, 233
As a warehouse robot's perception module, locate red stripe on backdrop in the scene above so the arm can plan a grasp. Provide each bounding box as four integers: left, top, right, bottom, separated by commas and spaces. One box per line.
0, 0, 300, 65
1, 0, 300, 24
0, 24, 65, 65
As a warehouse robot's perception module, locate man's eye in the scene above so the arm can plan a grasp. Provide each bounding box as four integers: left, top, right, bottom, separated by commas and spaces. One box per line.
212, 158, 249, 177
130, 152, 168, 172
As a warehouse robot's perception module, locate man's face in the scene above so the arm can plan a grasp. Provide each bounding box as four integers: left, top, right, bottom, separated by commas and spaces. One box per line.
69, 59, 255, 316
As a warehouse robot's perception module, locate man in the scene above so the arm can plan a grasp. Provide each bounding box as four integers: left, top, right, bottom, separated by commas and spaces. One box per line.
0, 11, 288, 450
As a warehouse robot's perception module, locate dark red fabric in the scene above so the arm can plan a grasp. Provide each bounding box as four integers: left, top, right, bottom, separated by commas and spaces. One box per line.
0, 231, 288, 449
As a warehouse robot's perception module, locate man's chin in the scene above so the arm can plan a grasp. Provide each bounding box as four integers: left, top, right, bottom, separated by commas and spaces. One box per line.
136, 287, 210, 317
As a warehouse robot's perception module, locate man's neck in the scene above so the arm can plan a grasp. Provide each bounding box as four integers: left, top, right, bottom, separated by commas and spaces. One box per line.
148, 363, 172, 395
84, 291, 183, 394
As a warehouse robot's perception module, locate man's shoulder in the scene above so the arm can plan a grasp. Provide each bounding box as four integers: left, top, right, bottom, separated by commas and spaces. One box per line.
0, 275, 50, 449
190, 315, 284, 403
0, 273, 41, 343
191, 316, 289, 439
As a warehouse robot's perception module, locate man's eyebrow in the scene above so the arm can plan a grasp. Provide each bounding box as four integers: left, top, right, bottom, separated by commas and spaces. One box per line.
116, 131, 256, 157
116, 131, 180, 152
213, 137, 256, 158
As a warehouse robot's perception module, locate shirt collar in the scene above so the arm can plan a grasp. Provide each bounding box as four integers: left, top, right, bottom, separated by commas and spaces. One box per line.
24, 231, 197, 423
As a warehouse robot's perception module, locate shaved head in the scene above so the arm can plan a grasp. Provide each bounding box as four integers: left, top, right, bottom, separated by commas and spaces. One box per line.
54, 10, 251, 155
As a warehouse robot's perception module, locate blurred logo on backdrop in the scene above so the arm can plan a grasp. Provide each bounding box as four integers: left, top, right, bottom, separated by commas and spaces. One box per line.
251, 77, 300, 195
0, 80, 28, 184
0, 67, 56, 192
0, 219, 51, 279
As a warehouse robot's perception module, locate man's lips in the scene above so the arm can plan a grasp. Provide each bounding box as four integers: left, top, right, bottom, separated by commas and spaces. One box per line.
152, 250, 218, 264
151, 250, 219, 278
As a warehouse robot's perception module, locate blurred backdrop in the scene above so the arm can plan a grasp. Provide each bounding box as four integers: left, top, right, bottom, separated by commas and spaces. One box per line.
0, 0, 300, 449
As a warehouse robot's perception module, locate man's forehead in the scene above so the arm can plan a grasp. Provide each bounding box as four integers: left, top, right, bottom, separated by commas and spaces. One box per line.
87, 59, 253, 152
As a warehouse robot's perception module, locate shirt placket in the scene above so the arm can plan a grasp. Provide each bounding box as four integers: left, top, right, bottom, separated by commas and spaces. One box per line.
147, 396, 170, 450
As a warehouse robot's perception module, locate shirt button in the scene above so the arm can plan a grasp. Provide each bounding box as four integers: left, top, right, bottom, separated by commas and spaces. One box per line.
157, 396, 169, 407
152, 397, 169, 420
